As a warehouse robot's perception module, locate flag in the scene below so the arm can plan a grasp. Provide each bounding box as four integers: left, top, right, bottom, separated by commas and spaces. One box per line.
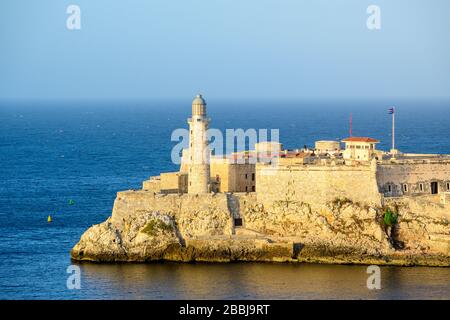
388, 107, 395, 114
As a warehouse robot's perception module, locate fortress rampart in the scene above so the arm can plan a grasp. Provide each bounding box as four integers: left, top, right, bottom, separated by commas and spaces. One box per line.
256, 162, 381, 208
376, 159, 450, 197
111, 191, 234, 238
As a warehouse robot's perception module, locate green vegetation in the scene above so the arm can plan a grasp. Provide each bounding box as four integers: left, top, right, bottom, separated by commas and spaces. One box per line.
383, 208, 398, 226
141, 219, 173, 236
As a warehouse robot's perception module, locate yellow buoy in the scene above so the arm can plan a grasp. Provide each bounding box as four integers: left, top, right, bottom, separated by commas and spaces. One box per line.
47, 215, 52, 223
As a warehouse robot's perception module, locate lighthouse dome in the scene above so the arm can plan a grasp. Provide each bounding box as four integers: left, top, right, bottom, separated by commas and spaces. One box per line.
192, 94, 207, 116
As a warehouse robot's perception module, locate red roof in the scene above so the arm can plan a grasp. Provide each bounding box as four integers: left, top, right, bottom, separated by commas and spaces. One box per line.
342, 137, 379, 143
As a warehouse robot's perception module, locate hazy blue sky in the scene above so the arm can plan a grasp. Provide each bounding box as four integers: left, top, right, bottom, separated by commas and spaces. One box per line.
1, 0, 449, 101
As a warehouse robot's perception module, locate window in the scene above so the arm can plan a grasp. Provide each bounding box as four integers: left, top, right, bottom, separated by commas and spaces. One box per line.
419, 183, 424, 192
245, 174, 248, 179
252, 173, 255, 181
245, 186, 248, 192
403, 184, 408, 192
447, 182, 450, 191
431, 182, 438, 194
388, 185, 392, 193
252, 186, 255, 192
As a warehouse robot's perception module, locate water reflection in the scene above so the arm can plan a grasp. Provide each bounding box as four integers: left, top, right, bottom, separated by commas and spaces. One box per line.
76, 262, 450, 300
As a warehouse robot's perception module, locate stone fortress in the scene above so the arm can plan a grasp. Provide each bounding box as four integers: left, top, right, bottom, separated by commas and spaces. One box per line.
72, 95, 450, 265
144, 95, 450, 209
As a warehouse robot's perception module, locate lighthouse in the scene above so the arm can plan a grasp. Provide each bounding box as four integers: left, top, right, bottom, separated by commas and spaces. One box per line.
187, 94, 210, 194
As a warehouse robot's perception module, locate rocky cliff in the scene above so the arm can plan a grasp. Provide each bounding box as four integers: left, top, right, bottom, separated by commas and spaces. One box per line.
71, 191, 450, 266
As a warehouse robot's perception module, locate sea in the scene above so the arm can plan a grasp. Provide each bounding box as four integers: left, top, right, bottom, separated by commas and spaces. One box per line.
0, 99, 449, 300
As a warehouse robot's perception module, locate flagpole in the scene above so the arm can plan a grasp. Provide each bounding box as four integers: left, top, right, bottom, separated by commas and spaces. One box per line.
390, 107, 396, 158
392, 111, 395, 152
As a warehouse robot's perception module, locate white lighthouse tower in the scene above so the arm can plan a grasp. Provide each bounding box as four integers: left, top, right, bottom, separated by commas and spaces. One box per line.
187, 94, 210, 194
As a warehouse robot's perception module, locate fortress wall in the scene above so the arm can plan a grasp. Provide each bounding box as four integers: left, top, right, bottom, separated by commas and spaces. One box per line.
377, 162, 450, 196
256, 164, 382, 208
210, 160, 231, 192
229, 163, 256, 192
159, 172, 188, 193
211, 161, 255, 192
112, 191, 180, 223
441, 192, 450, 206
111, 191, 233, 237
142, 178, 161, 193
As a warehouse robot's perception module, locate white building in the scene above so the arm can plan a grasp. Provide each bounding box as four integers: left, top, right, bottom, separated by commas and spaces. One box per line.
342, 137, 379, 161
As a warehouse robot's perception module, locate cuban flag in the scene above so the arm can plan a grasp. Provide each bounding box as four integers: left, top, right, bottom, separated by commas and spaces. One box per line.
388, 107, 395, 114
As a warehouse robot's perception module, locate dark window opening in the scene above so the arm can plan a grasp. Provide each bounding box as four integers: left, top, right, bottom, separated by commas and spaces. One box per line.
431, 182, 438, 194
234, 218, 243, 227
252, 173, 255, 181
252, 186, 255, 192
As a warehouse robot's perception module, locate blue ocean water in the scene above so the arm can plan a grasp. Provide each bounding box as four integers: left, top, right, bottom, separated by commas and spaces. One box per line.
0, 100, 449, 299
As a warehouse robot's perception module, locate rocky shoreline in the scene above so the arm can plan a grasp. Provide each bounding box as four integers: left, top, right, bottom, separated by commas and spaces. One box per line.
71, 236, 450, 267
71, 191, 450, 267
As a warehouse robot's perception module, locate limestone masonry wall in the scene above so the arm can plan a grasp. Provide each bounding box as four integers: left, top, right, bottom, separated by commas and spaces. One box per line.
111, 191, 233, 238
256, 163, 382, 208
377, 161, 450, 197
142, 178, 160, 193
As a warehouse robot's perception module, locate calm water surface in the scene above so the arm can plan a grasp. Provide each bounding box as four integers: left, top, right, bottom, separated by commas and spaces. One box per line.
73, 263, 450, 300
0, 100, 449, 299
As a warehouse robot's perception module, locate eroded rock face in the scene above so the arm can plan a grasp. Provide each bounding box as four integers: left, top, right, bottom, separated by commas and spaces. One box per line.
71, 217, 128, 261
71, 211, 294, 262
110, 192, 233, 238
242, 201, 392, 256
71, 191, 450, 266
71, 212, 182, 262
